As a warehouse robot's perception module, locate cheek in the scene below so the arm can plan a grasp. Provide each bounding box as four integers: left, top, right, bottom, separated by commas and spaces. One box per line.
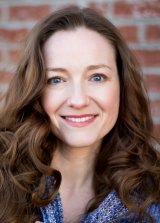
93, 83, 120, 112
41, 91, 52, 115
106, 88, 120, 111
41, 89, 62, 115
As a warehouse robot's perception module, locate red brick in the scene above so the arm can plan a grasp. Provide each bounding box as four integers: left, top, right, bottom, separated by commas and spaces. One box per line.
133, 49, 160, 67
0, 70, 13, 82
150, 100, 160, 117
136, 1, 160, 17
146, 25, 160, 41
9, 49, 22, 64
0, 28, 29, 43
153, 124, 160, 138
87, 2, 108, 15
118, 25, 138, 43
9, 5, 51, 21
143, 75, 160, 92
114, 2, 160, 17
114, 2, 134, 16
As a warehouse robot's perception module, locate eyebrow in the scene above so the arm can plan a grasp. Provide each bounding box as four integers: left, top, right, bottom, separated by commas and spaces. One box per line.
46, 64, 112, 72
86, 64, 112, 71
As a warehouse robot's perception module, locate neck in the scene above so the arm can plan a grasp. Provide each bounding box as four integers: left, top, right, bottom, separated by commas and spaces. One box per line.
51, 142, 101, 190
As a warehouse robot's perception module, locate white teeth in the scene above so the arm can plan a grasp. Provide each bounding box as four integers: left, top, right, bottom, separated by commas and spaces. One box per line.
65, 116, 94, 123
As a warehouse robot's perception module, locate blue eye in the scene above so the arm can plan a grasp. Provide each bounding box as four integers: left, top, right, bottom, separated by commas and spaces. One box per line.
91, 73, 106, 82
47, 77, 64, 85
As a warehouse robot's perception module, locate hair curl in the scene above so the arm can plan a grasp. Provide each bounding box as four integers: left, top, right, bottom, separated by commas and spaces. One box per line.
0, 6, 160, 223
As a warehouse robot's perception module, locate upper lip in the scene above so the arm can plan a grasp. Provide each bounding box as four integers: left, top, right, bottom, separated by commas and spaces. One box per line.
61, 114, 98, 118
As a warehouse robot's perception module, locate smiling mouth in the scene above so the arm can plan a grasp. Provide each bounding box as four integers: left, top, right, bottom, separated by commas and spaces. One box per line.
61, 115, 98, 125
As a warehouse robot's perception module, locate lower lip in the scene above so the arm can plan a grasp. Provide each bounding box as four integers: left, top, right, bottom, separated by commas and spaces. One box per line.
62, 116, 97, 127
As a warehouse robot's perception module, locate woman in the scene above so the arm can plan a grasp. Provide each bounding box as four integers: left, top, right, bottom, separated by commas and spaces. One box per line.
0, 6, 160, 223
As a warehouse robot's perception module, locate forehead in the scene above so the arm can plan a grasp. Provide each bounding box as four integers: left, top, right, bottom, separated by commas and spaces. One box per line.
43, 27, 116, 69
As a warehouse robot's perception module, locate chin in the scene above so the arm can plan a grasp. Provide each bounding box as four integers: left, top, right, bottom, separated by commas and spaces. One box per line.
65, 142, 94, 149
61, 136, 101, 150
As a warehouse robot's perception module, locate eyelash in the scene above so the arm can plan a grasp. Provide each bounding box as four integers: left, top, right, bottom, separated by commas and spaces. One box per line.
47, 76, 65, 85
47, 73, 107, 85
90, 73, 107, 82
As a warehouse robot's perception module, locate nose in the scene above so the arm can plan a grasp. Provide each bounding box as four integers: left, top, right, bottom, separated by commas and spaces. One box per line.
67, 82, 90, 109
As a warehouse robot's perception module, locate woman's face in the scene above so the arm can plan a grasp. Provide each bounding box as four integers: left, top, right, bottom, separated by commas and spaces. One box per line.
42, 27, 120, 149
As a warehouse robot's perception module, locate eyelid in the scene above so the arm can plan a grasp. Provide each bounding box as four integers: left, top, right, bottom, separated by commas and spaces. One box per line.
90, 73, 108, 81
47, 76, 66, 85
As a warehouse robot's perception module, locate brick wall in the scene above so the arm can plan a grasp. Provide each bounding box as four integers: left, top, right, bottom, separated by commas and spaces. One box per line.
0, 0, 160, 136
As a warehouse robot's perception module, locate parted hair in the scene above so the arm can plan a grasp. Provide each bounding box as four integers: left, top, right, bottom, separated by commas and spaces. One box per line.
0, 6, 160, 223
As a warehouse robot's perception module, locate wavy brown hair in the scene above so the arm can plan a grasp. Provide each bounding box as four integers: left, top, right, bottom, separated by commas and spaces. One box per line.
0, 6, 160, 223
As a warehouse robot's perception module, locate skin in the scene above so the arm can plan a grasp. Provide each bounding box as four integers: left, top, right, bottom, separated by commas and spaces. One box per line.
42, 27, 120, 222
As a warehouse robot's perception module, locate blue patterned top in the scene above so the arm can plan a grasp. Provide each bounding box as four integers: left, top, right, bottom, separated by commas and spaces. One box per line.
40, 190, 160, 223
